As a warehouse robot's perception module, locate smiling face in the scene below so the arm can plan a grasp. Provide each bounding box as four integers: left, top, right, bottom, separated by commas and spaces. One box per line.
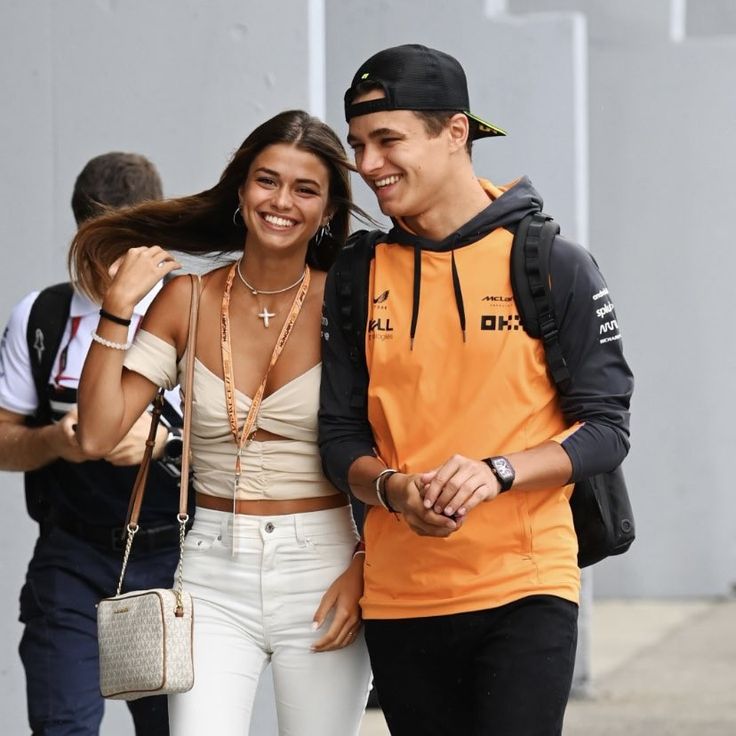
347, 90, 468, 224
238, 142, 332, 257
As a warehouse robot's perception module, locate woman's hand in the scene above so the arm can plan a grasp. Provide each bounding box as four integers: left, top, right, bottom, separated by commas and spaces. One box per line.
311, 553, 365, 652
103, 246, 181, 316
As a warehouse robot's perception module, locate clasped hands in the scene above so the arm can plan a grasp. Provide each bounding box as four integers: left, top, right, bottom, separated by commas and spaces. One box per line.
387, 454, 502, 537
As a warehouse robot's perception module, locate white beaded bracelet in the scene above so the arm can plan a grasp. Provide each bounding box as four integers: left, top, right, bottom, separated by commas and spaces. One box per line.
90, 330, 132, 351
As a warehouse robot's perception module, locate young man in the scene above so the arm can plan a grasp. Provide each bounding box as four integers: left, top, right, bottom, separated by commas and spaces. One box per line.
319, 44, 634, 735
0, 153, 186, 736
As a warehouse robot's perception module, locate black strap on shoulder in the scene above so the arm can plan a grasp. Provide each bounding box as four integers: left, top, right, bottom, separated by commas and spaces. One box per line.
23, 282, 73, 525
334, 229, 385, 409
26, 282, 74, 425
510, 213, 571, 392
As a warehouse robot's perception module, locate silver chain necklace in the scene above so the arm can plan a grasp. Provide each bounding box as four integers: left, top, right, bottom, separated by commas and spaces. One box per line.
236, 258, 306, 296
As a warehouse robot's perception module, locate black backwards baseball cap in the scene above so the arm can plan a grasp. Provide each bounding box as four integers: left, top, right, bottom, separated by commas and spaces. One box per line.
344, 44, 506, 140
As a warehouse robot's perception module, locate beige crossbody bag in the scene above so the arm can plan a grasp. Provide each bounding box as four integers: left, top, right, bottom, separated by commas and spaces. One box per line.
97, 274, 200, 700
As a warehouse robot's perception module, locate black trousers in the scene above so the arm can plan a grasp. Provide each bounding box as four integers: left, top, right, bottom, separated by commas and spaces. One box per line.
364, 595, 578, 736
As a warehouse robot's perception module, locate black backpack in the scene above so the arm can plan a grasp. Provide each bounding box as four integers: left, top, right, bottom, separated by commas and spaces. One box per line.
333, 212, 635, 567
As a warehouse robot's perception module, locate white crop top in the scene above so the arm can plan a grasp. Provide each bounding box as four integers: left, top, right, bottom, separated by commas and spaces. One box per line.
124, 329, 335, 501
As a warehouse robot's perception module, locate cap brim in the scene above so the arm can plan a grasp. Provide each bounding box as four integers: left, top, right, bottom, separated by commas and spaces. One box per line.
465, 111, 507, 139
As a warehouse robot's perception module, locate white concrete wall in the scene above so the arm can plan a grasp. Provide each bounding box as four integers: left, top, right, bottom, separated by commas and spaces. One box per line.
325, 0, 588, 242
509, 0, 736, 598
0, 1, 316, 732
2, 0, 734, 731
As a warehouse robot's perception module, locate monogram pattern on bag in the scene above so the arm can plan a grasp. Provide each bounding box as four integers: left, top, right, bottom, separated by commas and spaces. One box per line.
98, 589, 194, 700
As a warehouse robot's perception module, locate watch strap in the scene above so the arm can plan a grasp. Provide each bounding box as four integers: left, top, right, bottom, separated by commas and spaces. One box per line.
483, 456, 515, 492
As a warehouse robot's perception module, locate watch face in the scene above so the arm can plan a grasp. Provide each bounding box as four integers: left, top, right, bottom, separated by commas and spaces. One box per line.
493, 458, 513, 480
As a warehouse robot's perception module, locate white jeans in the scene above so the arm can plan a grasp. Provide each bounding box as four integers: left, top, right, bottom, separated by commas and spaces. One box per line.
168, 506, 372, 736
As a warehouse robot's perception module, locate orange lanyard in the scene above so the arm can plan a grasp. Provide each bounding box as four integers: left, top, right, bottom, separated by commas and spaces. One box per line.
220, 261, 311, 494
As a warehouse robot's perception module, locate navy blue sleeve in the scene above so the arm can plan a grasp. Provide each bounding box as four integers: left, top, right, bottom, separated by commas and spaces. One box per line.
318, 265, 377, 494
550, 237, 634, 481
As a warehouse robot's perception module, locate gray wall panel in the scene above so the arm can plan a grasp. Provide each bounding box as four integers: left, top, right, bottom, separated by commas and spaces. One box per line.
509, 0, 736, 598
2, 0, 734, 730
326, 0, 587, 240
0, 2, 309, 732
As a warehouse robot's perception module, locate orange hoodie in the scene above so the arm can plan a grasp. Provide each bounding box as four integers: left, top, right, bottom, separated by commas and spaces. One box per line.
320, 177, 633, 619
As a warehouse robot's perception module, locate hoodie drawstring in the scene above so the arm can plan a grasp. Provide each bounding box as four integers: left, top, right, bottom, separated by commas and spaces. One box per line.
450, 251, 467, 343
409, 244, 421, 350
392, 177, 543, 350
408, 244, 467, 349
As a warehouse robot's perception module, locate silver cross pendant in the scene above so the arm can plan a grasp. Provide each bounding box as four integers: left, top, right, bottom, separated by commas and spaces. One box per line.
257, 308, 276, 328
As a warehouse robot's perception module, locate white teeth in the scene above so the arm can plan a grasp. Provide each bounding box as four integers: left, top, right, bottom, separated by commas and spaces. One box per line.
263, 214, 295, 227
375, 175, 400, 188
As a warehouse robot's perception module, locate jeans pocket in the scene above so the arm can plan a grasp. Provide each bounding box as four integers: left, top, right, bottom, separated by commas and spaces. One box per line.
183, 528, 222, 553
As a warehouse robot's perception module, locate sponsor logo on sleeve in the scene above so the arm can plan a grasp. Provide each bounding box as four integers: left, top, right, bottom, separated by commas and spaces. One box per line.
592, 290, 622, 344
33, 328, 46, 362
595, 302, 615, 319
598, 318, 621, 344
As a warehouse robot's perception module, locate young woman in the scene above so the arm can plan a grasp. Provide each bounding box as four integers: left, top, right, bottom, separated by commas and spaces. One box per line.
70, 110, 372, 735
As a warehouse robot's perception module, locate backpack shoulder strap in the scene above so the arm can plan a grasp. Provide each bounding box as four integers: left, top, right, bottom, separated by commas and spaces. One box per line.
26, 282, 74, 423
333, 229, 384, 409
510, 213, 571, 391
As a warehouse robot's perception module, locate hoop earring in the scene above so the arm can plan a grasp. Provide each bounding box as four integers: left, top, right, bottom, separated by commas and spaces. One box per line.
233, 206, 242, 227
315, 220, 332, 247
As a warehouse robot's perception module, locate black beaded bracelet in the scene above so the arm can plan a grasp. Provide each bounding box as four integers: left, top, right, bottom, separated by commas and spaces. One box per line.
99, 308, 132, 327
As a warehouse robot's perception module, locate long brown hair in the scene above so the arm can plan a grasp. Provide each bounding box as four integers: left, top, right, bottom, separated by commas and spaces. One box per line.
70, 110, 362, 301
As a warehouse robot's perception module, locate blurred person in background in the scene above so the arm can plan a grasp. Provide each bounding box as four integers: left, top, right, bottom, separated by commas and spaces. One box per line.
0, 152, 187, 735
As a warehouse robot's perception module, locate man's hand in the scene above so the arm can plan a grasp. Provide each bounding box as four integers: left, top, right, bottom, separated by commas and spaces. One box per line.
420, 454, 500, 519
386, 472, 461, 537
0, 406, 91, 469
43, 408, 89, 464
104, 411, 167, 466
